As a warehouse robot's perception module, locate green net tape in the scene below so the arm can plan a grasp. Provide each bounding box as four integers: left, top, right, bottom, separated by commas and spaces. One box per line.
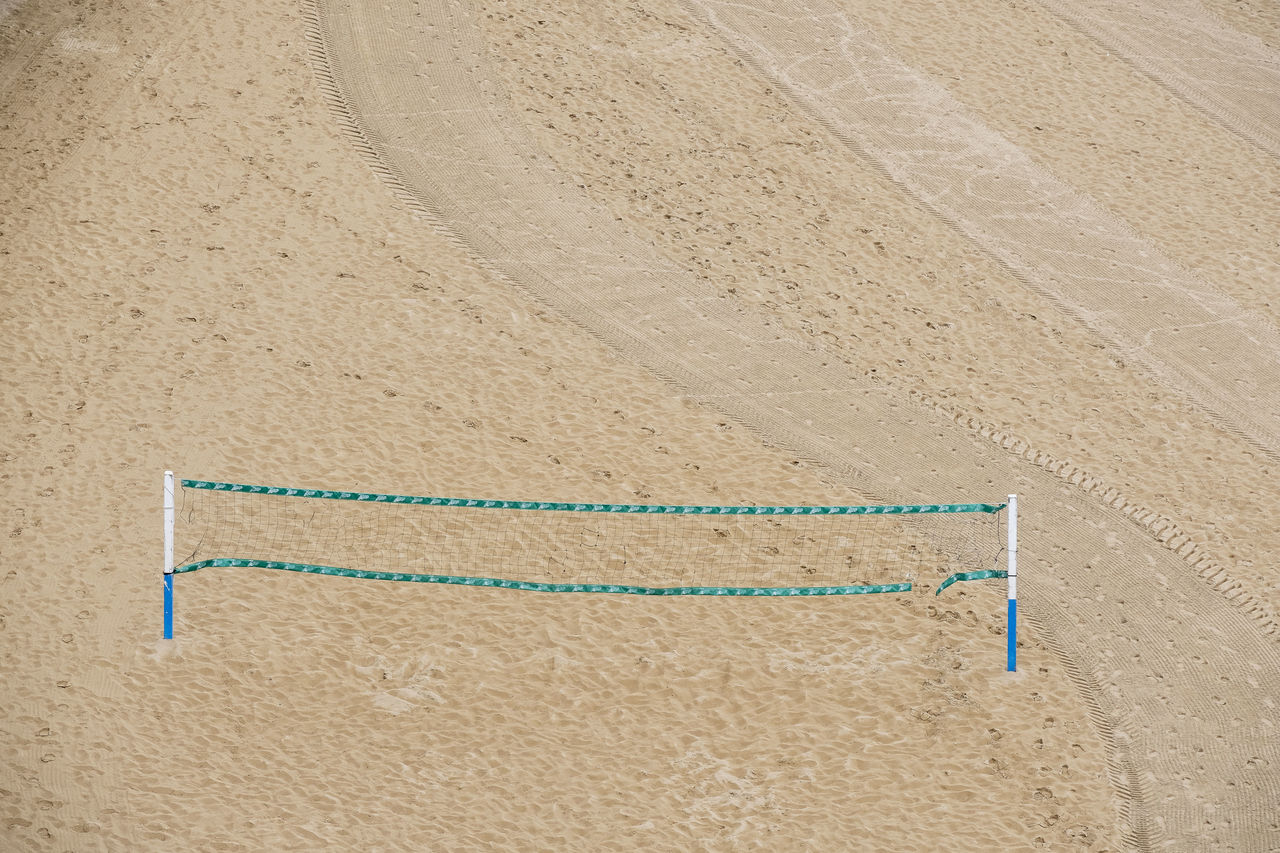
935, 569, 1009, 595
180, 479, 1005, 516
175, 558, 911, 596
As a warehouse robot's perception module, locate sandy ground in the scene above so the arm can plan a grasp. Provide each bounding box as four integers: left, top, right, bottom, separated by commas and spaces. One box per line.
2, 0, 1278, 850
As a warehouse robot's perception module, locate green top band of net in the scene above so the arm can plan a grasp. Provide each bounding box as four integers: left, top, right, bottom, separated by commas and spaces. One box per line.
174, 558, 911, 596
180, 479, 1006, 516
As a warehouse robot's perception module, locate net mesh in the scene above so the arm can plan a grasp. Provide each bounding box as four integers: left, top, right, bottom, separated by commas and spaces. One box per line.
173, 480, 1006, 595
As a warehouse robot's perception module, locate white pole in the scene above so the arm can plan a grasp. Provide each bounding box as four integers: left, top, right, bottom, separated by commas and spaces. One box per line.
1007, 493, 1018, 672
163, 471, 175, 639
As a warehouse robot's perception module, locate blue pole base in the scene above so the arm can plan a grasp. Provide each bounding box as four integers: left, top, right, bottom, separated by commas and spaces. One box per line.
1007, 598, 1017, 672
163, 572, 174, 640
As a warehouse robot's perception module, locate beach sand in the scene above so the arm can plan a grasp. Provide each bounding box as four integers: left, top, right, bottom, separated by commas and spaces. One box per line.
2, 0, 1277, 849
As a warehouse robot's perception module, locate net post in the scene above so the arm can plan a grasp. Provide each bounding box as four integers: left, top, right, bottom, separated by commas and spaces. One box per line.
1007, 493, 1017, 672
163, 471, 175, 640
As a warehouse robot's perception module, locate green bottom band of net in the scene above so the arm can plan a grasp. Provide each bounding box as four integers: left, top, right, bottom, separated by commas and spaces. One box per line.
174, 559, 911, 596
935, 569, 1009, 595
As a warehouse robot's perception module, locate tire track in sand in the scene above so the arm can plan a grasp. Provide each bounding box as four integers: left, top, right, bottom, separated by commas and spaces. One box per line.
306, 1, 1280, 848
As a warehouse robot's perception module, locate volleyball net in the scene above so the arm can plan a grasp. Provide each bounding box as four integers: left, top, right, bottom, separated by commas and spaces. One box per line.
161, 472, 1016, 665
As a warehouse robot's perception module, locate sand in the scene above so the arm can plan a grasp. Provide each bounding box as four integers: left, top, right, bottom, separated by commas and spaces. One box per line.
2, 0, 1277, 849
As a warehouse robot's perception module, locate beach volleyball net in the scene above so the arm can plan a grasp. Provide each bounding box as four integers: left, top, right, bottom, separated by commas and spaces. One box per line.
165, 471, 1006, 594
161, 474, 1019, 667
